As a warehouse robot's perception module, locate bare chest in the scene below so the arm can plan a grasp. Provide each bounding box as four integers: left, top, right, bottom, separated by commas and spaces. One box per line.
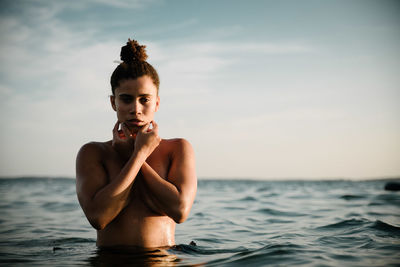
103, 145, 171, 181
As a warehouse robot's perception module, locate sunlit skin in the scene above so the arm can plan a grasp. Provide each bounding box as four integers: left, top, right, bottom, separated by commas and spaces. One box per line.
76, 75, 197, 248
112, 77, 160, 135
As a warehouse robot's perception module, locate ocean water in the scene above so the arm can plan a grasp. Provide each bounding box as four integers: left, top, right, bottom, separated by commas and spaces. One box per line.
0, 178, 399, 266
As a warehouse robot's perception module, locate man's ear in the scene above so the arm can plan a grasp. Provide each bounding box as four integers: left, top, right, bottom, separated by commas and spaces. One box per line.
155, 95, 160, 112
110, 95, 117, 111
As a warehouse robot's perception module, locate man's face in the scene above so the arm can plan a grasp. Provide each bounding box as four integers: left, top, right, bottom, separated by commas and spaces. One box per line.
111, 75, 159, 133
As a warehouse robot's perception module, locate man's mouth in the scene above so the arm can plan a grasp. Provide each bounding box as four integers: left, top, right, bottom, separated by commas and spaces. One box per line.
126, 119, 144, 126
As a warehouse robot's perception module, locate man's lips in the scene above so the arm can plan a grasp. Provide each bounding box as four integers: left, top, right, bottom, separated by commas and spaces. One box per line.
126, 119, 144, 126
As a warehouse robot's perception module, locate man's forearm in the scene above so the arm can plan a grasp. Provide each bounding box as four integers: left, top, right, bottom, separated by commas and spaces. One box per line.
89, 151, 147, 229
140, 162, 187, 223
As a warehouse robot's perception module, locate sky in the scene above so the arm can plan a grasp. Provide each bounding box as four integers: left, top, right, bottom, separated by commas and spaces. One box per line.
0, 0, 399, 179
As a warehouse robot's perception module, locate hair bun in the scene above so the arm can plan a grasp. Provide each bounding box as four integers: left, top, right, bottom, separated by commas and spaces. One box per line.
120, 38, 148, 63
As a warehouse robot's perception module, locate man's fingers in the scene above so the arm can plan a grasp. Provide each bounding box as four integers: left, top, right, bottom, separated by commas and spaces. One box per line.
113, 121, 119, 132
151, 121, 158, 130
151, 121, 159, 133
112, 121, 120, 138
141, 123, 151, 133
121, 123, 133, 138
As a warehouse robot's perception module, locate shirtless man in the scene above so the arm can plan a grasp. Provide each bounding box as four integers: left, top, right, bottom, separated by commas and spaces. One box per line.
75, 39, 197, 248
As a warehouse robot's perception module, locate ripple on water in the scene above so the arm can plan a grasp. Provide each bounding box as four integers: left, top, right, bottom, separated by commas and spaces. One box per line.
255, 207, 306, 217
238, 196, 257, 201
316, 235, 369, 249
265, 218, 294, 224
316, 218, 370, 231
370, 220, 400, 236
206, 242, 308, 266
340, 194, 366, 200
1, 178, 400, 266
41, 202, 79, 212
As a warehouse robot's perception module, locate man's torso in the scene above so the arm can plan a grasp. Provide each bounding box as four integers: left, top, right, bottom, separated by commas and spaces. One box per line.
94, 139, 178, 248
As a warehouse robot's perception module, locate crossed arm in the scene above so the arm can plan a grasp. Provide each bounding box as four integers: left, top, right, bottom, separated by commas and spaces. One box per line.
139, 139, 197, 223
75, 144, 147, 230
75, 121, 197, 230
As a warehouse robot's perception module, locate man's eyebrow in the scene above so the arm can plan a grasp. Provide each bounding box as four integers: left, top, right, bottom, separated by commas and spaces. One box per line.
118, 93, 153, 97
138, 93, 153, 97
118, 93, 133, 97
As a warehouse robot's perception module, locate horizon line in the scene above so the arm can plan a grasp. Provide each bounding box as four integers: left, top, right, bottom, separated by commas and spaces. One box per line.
0, 175, 399, 181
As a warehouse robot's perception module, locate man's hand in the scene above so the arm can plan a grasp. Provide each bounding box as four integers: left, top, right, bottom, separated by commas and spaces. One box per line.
112, 121, 135, 159
134, 120, 161, 158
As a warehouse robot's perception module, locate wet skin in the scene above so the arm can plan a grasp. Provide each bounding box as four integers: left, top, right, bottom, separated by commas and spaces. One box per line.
76, 76, 197, 248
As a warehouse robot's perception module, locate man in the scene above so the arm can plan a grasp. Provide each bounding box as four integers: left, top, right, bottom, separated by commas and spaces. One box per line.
75, 39, 197, 248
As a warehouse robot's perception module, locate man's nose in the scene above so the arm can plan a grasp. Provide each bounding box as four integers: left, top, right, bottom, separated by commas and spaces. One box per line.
129, 101, 142, 114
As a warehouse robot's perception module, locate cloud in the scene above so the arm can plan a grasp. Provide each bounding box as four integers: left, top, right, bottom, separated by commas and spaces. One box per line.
184, 42, 313, 55
84, 0, 163, 9
1, 1, 398, 178
146, 39, 314, 96
12, 0, 160, 13
0, 3, 121, 176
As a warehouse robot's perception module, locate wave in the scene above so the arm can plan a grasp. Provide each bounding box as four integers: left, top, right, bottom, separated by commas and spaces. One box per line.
255, 208, 306, 217
340, 194, 366, 200
2, 237, 95, 248
371, 220, 400, 236
205, 243, 305, 266
315, 218, 400, 240
316, 218, 370, 231
1, 178, 399, 266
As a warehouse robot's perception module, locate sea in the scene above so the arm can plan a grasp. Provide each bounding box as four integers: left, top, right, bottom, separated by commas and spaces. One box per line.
0, 177, 399, 266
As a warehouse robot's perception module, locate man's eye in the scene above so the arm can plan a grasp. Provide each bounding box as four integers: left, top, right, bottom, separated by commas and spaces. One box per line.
120, 97, 133, 103
140, 98, 150, 103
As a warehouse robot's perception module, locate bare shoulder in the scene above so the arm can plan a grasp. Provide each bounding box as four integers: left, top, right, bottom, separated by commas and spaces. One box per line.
76, 141, 111, 184
160, 138, 194, 157
76, 141, 109, 163
160, 138, 193, 150
77, 141, 103, 156
162, 138, 196, 182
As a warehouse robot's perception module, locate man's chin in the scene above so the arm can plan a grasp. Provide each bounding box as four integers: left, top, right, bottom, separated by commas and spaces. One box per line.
126, 124, 144, 133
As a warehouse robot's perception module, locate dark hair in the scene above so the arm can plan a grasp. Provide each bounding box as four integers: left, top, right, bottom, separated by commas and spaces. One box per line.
110, 38, 160, 95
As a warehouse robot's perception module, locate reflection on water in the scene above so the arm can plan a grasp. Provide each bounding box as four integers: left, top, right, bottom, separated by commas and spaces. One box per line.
86, 245, 206, 267
89, 246, 179, 267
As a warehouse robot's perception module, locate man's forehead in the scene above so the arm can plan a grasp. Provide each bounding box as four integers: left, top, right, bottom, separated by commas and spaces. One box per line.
118, 92, 153, 97
116, 86, 155, 96
117, 77, 157, 92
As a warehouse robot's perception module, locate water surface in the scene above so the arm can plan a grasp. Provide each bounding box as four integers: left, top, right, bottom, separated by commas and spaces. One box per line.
0, 178, 399, 266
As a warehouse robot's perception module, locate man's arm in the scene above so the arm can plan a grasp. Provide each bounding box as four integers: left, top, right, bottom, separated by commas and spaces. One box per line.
140, 138, 197, 223
76, 121, 160, 230
76, 143, 147, 230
